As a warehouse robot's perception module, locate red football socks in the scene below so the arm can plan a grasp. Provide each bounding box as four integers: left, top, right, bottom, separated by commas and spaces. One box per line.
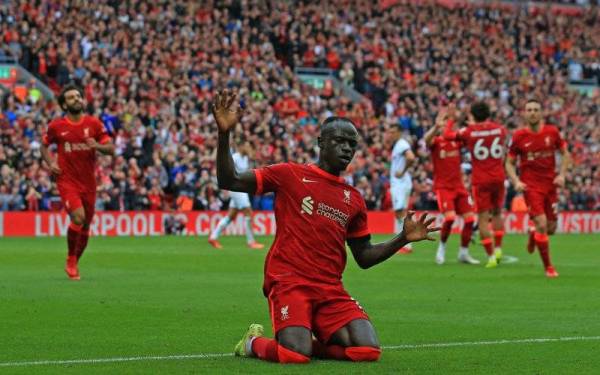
494, 230, 504, 249
481, 237, 494, 256
534, 233, 551, 268
77, 230, 90, 260
461, 218, 475, 247
251, 337, 310, 363
440, 219, 454, 243
67, 223, 82, 258
252, 337, 280, 362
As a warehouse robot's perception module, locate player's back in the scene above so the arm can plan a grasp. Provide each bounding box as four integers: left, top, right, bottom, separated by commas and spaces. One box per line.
458, 121, 506, 185
254, 163, 369, 294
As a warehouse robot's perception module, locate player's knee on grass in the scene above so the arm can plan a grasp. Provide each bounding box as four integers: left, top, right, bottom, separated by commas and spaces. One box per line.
330, 319, 380, 349
277, 327, 313, 358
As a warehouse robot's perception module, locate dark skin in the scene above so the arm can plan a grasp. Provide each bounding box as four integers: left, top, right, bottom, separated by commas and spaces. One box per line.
213, 90, 440, 356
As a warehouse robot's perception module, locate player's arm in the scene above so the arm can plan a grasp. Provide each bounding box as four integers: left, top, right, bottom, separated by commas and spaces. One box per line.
505, 154, 525, 192
348, 212, 439, 269
86, 139, 115, 155
395, 149, 415, 178
554, 146, 571, 188
213, 90, 257, 194
424, 109, 448, 147
41, 143, 61, 175
41, 125, 61, 175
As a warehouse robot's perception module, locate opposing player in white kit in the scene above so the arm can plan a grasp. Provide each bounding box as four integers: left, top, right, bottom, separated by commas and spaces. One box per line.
208, 141, 264, 250
388, 126, 415, 254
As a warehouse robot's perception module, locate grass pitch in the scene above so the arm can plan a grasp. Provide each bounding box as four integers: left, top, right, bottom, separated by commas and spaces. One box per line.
1, 234, 599, 374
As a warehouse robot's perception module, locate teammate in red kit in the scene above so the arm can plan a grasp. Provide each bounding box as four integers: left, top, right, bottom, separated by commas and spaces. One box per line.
41, 84, 114, 280
425, 108, 478, 265
445, 102, 507, 268
212, 90, 439, 364
505, 98, 570, 278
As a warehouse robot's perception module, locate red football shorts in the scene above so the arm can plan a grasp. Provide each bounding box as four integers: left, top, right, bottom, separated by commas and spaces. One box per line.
471, 182, 505, 212
59, 189, 96, 224
435, 188, 473, 215
267, 282, 370, 344
524, 188, 558, 222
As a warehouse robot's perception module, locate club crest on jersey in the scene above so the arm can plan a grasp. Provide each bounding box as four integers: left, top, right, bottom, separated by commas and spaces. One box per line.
545, 136, 551, 146
280, 305, 289, 321
343, 190, 351, 205
84, 128, 90, 138
301, 196, 314, 215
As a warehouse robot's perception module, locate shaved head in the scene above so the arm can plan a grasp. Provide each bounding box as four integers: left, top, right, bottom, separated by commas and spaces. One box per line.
320, 117, 357, 139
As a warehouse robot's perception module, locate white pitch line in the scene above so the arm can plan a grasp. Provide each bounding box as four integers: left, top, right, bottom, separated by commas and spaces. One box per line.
384, 335, 600, 350
1, 336, 599, 368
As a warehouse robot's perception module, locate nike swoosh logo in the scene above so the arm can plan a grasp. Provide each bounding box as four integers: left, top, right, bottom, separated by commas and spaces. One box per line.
302, 177, 317, 183
524, 142, 532, 147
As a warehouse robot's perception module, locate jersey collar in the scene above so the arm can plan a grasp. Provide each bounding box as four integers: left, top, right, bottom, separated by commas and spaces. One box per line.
65, 115, 85, 126
308, 164, 345, 183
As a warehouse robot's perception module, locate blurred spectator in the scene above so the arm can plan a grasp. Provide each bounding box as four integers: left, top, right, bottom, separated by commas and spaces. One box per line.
0, 0, 598, 214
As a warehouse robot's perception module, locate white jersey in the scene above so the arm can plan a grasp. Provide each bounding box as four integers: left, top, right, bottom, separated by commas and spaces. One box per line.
390, 138, 412, 186
232, 152, 250, 173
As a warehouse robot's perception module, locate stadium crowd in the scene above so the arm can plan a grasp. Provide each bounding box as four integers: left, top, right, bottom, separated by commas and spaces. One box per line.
1, 0, 599, 213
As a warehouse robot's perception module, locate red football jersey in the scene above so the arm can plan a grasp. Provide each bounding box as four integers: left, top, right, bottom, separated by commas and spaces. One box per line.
429, 135, 465, 190
254, 163, 370, 294
454, 121, 507, 185
508, 124, 567, 192
43, 115, 110, 193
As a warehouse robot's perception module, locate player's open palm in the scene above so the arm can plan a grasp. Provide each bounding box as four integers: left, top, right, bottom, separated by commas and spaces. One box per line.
402, 212, 440, 242
212, 89, 243, 133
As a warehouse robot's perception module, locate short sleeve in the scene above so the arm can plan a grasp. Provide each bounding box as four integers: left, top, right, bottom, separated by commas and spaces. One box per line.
398, 139, 410, 154
254, 163, 292, 195
42, 122, 56, 146
95, 119, 111, 144
555, 128, 567, 151
347, 196, 370, 239
508, 132, 520, 159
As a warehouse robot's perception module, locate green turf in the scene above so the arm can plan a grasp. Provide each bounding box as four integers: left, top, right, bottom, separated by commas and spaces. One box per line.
1, 234, 599, 374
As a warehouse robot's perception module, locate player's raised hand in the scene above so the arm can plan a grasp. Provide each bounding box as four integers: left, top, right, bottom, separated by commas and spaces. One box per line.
435, 108, 448, 130
402, 212, 440, 242
212, 89, 243, 133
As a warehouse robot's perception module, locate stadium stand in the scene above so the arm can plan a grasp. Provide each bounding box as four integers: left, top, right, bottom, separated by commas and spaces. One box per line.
0, 0, 598, 212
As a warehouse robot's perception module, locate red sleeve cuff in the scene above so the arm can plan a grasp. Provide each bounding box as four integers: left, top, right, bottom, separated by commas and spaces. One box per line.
42, 135, 51, 146
347, 228, 370, 239
254, 169, 263, 195
507, 151, 517, 159
99, 135, 111, 144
